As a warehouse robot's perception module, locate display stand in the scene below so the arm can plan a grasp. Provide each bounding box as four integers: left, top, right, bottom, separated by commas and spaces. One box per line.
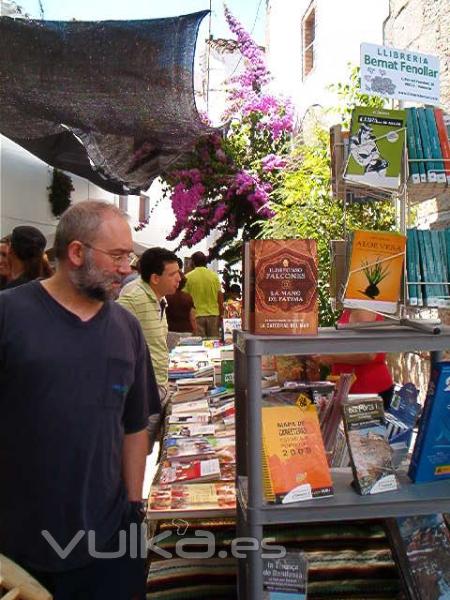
332, 122, 449, 337
233, 327, 450, 600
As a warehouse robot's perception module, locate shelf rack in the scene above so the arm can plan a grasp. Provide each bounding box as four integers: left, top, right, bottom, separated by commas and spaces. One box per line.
233, 326, 450, 600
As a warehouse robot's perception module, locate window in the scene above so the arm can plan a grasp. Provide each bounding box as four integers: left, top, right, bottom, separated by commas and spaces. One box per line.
118, 195, 128, 213
302, 4, 315, 79
139, 194, 150, 222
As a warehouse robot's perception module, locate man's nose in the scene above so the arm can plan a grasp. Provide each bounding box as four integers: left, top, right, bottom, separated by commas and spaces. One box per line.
118, 263, 132, 276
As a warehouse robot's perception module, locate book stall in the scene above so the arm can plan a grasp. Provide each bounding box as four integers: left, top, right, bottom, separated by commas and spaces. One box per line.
143, 42, 450, 600
234, 44, 450, 600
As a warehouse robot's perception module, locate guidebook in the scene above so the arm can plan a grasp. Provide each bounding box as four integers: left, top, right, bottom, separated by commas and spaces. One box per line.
342, 395, 399, 495
344, 106, 406, 190
343, 229, 406, 314
262, 391, 333, 504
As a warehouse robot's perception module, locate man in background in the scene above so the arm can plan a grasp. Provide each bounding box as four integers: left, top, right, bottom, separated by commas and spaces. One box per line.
184, 251, 223, 338
0, 201, 160, 599
118, 246, 181, 399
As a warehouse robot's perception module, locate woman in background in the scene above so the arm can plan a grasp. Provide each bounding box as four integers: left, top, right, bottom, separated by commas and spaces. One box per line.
317, 308, 394, 409
166, 274, 197, 334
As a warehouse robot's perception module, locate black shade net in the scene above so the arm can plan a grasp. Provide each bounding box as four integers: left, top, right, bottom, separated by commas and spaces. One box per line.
0, 11, 214, 194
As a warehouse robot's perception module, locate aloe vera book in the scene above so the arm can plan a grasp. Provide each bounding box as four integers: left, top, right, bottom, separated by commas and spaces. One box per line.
343, 230, 406, 314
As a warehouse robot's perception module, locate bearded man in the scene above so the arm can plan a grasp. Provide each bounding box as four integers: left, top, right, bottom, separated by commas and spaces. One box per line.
0, 201, 160, 599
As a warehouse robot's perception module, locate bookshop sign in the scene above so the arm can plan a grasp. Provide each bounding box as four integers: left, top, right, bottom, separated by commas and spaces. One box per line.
360, 43, 440, 105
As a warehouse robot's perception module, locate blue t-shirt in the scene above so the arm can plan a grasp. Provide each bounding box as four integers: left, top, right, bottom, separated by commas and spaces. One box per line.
0, 281, 160, 572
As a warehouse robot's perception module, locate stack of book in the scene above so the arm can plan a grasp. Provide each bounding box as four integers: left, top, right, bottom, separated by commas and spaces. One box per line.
406, 228, 450, 308
406, 107, 450, 185
148, 340, 238, 516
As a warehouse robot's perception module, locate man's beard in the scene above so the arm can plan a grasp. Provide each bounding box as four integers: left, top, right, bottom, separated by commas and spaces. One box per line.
70, 251, 123, 301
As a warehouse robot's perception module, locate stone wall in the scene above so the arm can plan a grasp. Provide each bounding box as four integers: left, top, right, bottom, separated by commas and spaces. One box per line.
383, 1, 449, 400
384, 0, 450, 110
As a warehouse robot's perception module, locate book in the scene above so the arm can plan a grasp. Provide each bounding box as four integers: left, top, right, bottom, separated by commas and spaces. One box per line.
263, 551, 308, 600
171, 385, 209, 404
167, 413, 210, 424
417, 107, 437, 182
406, 229, 418, 305
242, 240, 256, 331
329, 239, 348, 310
170, 399, 210, 414
344, 106, 406, 190
166, 423, 216, 437
405, 108, 420, 184
342, 395, 399, 495
159, 458, 221, 484
434, 108, 450, 184
148, 482, 236, 514
409, 362, 450, 484
222, 317, 241, 344
244, 239, 318, 336
261, 392, 333, 503
425, 107, 447, 183
343, 229, 406, 314
409, 107, 427, 182
395, 514, 450, 600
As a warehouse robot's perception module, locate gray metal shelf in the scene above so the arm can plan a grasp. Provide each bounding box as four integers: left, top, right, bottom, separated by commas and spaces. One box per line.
233, 326, 450, 600
235, 325, 450, 357
237, 471, 450, 525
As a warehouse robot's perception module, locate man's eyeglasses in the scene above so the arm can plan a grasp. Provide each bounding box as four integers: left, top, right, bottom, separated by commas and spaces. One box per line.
82, 242, 134, 266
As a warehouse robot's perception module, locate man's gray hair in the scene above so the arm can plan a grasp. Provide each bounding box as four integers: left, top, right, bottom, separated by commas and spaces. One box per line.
54, 201, 126, 259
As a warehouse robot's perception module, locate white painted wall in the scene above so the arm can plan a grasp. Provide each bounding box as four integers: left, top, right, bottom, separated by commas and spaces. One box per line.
266, 0, 389, 121
0, 135, 117, 239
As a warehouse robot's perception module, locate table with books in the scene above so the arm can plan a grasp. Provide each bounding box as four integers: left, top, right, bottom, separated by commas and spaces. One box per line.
145, 338, 240, 599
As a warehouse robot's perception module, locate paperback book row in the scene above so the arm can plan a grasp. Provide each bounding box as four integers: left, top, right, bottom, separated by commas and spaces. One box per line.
406, 228, 450, 308
334, 105, 450, 192
405, 107, 450, 185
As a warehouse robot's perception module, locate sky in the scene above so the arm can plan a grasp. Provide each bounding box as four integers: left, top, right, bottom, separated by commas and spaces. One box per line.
16, 0, 266, 45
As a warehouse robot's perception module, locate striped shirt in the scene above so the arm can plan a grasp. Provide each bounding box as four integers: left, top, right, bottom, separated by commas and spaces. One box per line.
117, 279, 168, 386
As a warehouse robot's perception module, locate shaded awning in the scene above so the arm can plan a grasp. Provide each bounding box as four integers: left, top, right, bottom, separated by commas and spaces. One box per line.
0, 12, 213, 194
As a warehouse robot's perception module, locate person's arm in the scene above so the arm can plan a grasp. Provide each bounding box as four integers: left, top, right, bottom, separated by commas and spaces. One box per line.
189, 307, 198, 334
122, 429, 148, 501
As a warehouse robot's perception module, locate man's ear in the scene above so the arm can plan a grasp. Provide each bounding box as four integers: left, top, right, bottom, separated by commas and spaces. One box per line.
67, 240, 85, 267
149, 273, 160, 287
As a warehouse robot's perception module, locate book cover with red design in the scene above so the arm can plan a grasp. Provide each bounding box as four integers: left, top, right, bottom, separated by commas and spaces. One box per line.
245, 239, 318, 335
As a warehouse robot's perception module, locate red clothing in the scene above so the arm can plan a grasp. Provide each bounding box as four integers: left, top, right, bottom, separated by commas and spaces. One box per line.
331, 310, 393, 394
